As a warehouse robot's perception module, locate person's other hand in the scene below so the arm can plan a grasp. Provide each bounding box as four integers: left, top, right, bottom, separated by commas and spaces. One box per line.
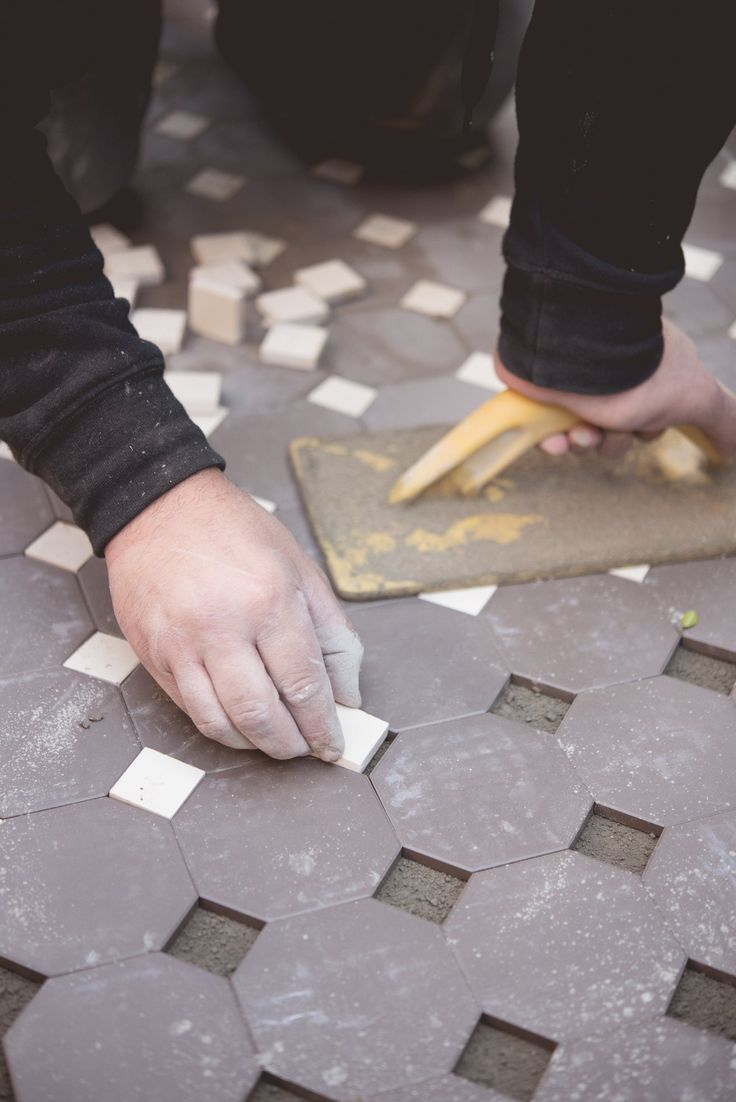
105, 469, 363, 761
494, 318, 736, 460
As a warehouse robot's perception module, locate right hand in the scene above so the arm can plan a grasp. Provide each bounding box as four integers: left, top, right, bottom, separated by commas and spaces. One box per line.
105, 469, 363, 762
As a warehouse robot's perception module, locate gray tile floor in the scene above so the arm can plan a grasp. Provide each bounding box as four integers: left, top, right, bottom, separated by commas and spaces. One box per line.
1, 2, 736, 1099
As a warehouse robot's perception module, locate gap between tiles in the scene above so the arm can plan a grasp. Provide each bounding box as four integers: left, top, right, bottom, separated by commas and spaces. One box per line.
166, 903, 260, 977
374, 854, 465, 925
0, 965, 40, 1102
571, 806, 660, 877
454, 1015, 555, 1102
490, 680, 570, 734
666, 961, 736, 1042
247, 1077, 310, 1102
664, 642, 736, 696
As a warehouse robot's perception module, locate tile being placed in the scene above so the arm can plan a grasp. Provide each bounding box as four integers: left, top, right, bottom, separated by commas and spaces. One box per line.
173, 757, 399, 922
131, 308, 187, 355
683, 242, 724, 282
478, 195, 512, 228
191, 230, 286, 267
89, 222, 131, 256
295, 258, 366, 304
445, 850, 684, 1043
64, 631, 139, 685
484, 575, 679, 699
372, 714, 592, 875
334, 703, 389, 771
0, 668, 139, 818
645, 558, 736, 660
0, 460, 53, 556
110, 747, 204, 819
363, 375, 484, 432
556, 677, 736, 827
0, 558, 92, 677
164, 369, 222, 414
0, 797, 195, 976
259, 322, 327, 370
105, 244, 165, 287
400, 279, 467, 319
354, 213, 417, 248
455, 351, 504, 391
534, 1017, 736, 1102
418, 585, 497, 616
307, 374, 377, 417
185, 167, 245, 201
349, 600, 509, 734
643, 809, 736, 974
154, 108, 209, 140
255, 285, 329, 326
4, 954, 259, 1102
77, 556, 121, 636
232, 898, 478, 1099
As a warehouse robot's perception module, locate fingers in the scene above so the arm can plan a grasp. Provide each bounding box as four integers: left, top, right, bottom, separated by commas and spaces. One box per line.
541, 424, 631, 460
206, 645, 312, 760
304, 569, 364, 708
171, 661, 255, 750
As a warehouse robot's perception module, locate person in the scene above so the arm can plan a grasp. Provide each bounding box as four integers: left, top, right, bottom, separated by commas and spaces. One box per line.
1, 1, 734, 764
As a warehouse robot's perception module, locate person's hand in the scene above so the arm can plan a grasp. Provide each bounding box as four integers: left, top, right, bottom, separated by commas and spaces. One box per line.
105, 469, 363, 761
494, 318, 736, 459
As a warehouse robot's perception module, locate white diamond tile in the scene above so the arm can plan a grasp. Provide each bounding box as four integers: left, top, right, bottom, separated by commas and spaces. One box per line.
25, 522, 93, 572
0, 443, 14, 461
419, 584, 498, 616
105, 245, 165, 287
185, 168, 245, 202
400, 279, 467, 319
682, 243, 723, 282
455, 351, 505, 391
256, 286, 329, 326
90, 223, 131, 257
354, 213, 417, 248
479, 195, 512, 228
110, 747, 204, 819
164, 370, 222, 415
259, 323, 328, 370
190, 260, 261, 296
251, 495, 277, 513
131, 309, 187, 355
295, 259, 366, 304
609, 564, 651, 583
718, 161, 736, 190
154, 109, 209, 140
333, 705, 389, 772
307, 375, 377, 418
64, 632, 139, 685
311, 158, 364, 186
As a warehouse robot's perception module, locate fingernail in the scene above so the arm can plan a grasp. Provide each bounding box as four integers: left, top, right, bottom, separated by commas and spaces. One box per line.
570, 428, 597, 447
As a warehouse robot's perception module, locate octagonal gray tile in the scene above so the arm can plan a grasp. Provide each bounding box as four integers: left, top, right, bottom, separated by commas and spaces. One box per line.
372, 1076, 505, 1102
0, 798, 195, 977
0, 669, 139, 818
350, 599, 509, 733
643, 809, 736, 975
0, 558, 93, 677
173, 758, 399, 922
371, 714, 591, 875
534, 1017, 736, 1102
556, 677, 736, 827
484, 575, 679, 699
0, 462, 53, 557
363, 376, 486, 433
445, 850, 684, 1043
77, 556, 122, 637
4, 953, 259, 1102
645, 558, 736, 661
233, 898, 479, 1100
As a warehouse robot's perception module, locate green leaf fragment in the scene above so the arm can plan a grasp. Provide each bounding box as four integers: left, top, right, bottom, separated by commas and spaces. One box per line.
680, 610, 699, 629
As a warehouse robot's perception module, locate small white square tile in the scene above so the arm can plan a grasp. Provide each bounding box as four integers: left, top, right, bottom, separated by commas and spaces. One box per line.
90, 223, 131, 257
718, 161, 736, 190
64, 632, 139, 685
109, 748, 204, 819
682, 243, 723, 282
256, 286, 329, 326
419, 584, 498, 616
154, 109, 209, 141
478, 195, 512, 228
455, 351, 505, 391
164, 370, 222, 415
307, 375, 377, 418
0, 442, 14, 461
295, 259, 366, 304
609, 564, 651, 583
108, 275, 139, 306
251, 495, 277, 513
333, 705, 389, 772
400, 279, 467, 319
190, 406, 228, 438
185, 168, 246, 202
105, 245, 165, 287
191, 260, 261, 297
191, 230, 285, 268
25, 521, 93, 572
311, 158, 364, 186
259, 323, 328, 370
132, 308, 187, 355
354, 213, 417, 249
188, 275, 247, 345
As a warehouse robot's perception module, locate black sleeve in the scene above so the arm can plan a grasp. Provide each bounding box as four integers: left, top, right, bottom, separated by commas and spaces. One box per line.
0, 117, 224, 556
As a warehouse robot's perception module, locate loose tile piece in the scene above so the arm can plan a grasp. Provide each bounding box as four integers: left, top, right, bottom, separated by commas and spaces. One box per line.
719, 161, 736, 189
557, 676, 736, 827
108, 274, 139, 305
372, 714, 592, 874
190, 406, 228, 437
400, 278, 467, 319
188, 272, 247, 345
191, 259, 261, 296
185, 167, 245, 201
64, 631, 139, 685
683, 242, 724, 281
334, 703, 389, 771
89, 223, 131, 256
110, 747, 204, 819
0, 558, 93, 677
534, 1017, 736, 1102
164, 369, 222, 414
645, 558, 736, 660
295, 258, 366, 304
154, 108, 209, 140
349, 600, 509, 734
455, 351, 505, 391
419, 584, 497, 616
232, 899, 478, 1099
259, 322, 327, 370
643, 809, 736, 974
307, 374, 377, 417
478, 195, 512, 228
255, 285, 329, 326
105, 244, 165, 286
311, 157, 364, 185
4, 954, 259, 1102
609, 563, 650, 583
354, 213, 417, 248
25, 521, 93, 572
131, 307, 187, 355
191, 230, 285, 267
173, 758, 399, 921
0, 461, 54, 556
484, 575, 678, 698
0, 798, 195, 976
446, 850, 684, 1042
